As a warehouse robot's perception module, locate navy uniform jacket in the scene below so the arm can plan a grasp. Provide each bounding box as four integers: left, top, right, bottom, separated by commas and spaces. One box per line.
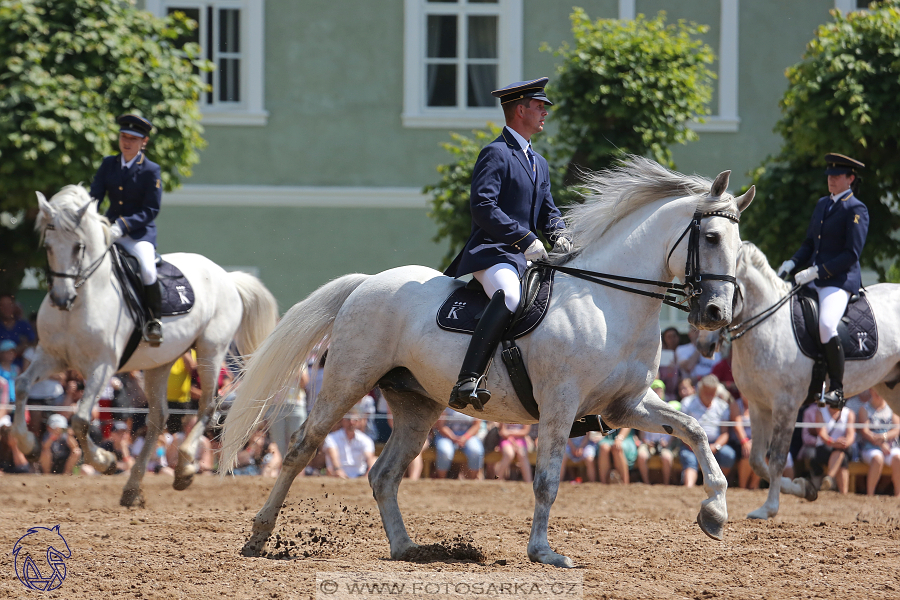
89, 151, 162, 246
791, 192, 869, 294
444, 129, 565, 278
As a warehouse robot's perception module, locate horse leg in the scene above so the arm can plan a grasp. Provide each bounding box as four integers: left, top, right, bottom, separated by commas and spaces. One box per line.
12, 348, 63, 457
527, 389, 579, 568
747, 401, 813, 520
173, 343, 226, 490
242, 383, 364, 557
71, 362, 118, 474
628, 390, 728, 539
121, 362, 172, 507
369, 390, 444, 561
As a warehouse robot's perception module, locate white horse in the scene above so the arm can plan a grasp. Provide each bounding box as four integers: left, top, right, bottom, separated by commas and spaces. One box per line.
221, 157, 754, 568
696, 242, 900, 519
12, 185, 278, 507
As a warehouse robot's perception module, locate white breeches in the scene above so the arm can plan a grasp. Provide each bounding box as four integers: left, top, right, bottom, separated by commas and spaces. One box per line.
116, 237, 157, 285
813, 284, 850, 343
473, 263, 521, 312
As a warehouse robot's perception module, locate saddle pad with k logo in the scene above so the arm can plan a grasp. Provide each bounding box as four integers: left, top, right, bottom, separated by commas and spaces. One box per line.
790, 289, 877, 361
436, 267, 554, 339
158, 260, 195, 316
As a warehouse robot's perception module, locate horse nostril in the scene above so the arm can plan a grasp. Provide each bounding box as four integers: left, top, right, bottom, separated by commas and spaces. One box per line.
707, 304, 722, 322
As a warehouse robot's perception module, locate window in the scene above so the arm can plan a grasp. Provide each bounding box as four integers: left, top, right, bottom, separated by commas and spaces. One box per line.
145, 0, 267, 125
404, 0, 523, 128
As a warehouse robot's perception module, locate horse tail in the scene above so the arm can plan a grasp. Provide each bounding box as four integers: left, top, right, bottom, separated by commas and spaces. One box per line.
219, 273, 370, 474
228, 271, 279, 356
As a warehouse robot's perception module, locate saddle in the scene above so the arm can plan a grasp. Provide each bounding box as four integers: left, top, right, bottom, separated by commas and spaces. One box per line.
437, 265, 613, 438
110, 244, 195, 367
436, 264, 553, 338
790, 286, 877, 404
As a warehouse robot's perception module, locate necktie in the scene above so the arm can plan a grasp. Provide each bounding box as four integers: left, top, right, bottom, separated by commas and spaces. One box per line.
526, 147, 536, 182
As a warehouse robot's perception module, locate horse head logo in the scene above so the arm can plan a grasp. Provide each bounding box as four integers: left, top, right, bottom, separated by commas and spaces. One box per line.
13, 525, 71, 592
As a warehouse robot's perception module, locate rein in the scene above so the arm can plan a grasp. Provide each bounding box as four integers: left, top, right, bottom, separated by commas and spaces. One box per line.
44, 223, 111, 289
542, 209, 740, 313
727, 283, 800, 340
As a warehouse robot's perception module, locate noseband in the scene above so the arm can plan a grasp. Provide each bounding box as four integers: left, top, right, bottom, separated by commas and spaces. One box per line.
545, 209, 740, 312
44, 223, 110, 289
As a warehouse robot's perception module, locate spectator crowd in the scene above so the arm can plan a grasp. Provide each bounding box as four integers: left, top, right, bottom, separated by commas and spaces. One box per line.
1, 292, 898, 496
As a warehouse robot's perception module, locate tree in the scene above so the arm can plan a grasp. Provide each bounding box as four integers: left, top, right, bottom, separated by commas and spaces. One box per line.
546, 8, 716, 177
426, 8, 716, 265
0, 0, 208, 293
740, 1, 900, 276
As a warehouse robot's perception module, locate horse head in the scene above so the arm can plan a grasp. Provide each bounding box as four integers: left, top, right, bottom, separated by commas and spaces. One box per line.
36, 185, 110, 311
680, 170, 754, 331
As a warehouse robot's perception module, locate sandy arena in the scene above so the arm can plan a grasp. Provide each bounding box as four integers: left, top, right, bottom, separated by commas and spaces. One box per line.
1, 475, 898, 599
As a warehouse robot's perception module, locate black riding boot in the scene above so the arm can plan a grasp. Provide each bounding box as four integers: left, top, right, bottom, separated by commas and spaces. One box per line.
143, 281, 164, 346
821, 336, 845, 409
448, 290, 515, 411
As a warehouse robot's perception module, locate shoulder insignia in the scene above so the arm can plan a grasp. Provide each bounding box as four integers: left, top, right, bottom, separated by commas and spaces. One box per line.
156, 179, 161, 189
854, 214, 860, 224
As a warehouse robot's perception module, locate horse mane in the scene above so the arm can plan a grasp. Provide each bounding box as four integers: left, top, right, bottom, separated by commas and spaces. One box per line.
35, 184, 109, 239
552, 155, 739, 259
739, 241, 791, 294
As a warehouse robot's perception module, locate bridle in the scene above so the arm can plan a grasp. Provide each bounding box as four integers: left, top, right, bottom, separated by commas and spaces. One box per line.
543, 209, 740, 313
727, 282, 800, 340
44, 223, 110, 289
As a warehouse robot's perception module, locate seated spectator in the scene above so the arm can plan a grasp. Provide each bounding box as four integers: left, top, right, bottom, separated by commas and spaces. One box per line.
811, 404, 855, 494
0, 377, 8, 421
323, 410, 376, 479
676, 328, 720, 382
0, 294, 36, 356
730, 396, 760, 490
0, 340, 20, 403
678, 374, 735, 487
0, 414, 31, 473
493, 422, 534, 482
166, 350, 199, 434
433, 408, 483, 480
100, 420, 135, 473
676, 377, 695, 405
561, 435, 597, 483
636, 380, 675, 485
857, 388, 900, 496
146, 432, 175, 475
598, 428, 639, 484
658, 327, 681, 402
39, 414, 82, 475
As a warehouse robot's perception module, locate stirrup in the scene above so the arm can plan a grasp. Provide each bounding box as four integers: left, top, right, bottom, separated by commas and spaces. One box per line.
448, 375, 490, 411
821, 388, 844, 410
142, 319, 163, 346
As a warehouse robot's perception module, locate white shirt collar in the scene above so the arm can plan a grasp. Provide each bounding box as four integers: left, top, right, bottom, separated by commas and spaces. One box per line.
121, 152, 140, 169
830, 189, 852, 203
504, 126, 531, 154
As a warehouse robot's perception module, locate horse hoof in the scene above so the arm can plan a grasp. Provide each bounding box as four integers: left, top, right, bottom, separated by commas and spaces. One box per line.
528, 548, 575, 568
696, 505, 726, 541
120, 488, 145, 508
747, 508, 770, 520
241, 533, 270, 557
173, 475, 194, 491
796, 477, 818, 501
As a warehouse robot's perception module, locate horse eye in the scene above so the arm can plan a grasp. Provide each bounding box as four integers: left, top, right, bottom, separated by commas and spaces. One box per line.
705, 233, 720, 244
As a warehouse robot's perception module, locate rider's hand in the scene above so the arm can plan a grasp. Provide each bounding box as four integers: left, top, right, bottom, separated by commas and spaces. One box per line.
109, 223, 123, 241
794, 266, 818, 286
551, 235, 573, 254
524, 238, 548, 262
776, 259, 795, 278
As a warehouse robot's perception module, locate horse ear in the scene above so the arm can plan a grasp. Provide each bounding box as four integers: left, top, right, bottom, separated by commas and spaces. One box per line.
735, 185, 755, 213
36, 191, 53, 217
74, 199, 91, 226
710, 170, 731, 197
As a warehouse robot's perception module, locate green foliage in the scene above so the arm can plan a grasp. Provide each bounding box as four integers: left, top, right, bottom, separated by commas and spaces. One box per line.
0, 0, 209, 292
741, 1, 900, 277
546, 8, 716, 174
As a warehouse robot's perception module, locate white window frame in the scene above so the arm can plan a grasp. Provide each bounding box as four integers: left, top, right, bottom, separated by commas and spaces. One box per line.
403, 0, 523, 129
145, 0, 268, 126
620, 0, 740, 133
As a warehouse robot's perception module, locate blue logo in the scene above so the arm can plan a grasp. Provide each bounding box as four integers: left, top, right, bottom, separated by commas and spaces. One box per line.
12, 525, 71, 592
